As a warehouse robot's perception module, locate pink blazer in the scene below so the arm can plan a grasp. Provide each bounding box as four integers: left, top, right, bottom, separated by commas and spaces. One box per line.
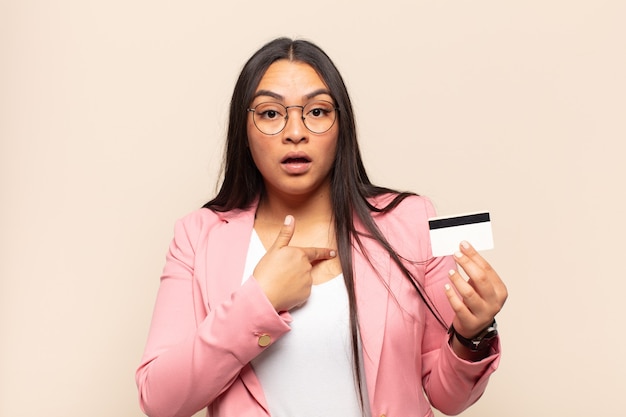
136, 195, 500, 417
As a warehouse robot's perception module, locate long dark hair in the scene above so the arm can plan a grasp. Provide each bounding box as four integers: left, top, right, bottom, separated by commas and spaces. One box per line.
204, 37, 446, 408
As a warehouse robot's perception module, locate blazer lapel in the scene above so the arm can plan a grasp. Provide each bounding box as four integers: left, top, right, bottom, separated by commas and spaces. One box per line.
202, 205, 270, 412
202, 206, 256, 310
353, 232, 391, 404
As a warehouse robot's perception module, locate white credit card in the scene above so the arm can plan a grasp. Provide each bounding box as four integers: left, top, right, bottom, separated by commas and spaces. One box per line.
428, 212, 494, 257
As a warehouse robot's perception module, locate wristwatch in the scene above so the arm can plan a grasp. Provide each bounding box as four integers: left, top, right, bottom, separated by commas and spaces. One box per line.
449, 320, 498, 352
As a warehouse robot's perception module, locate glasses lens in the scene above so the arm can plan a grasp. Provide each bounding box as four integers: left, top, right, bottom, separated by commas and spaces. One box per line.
303, 100, 337, 133
252, 103, 287, 135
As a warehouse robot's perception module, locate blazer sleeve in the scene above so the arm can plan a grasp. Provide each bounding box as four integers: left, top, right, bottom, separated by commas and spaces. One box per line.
416, 197, 501, 415
135, 211, 290, 417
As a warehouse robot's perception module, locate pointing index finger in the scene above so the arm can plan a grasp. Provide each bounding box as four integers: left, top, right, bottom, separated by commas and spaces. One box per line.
301, 247, 337, 263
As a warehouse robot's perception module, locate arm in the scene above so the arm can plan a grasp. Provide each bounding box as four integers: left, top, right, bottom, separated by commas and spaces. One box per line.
420, 253, 501, 415
135, 214, 291, 417
414, 197, 504, 415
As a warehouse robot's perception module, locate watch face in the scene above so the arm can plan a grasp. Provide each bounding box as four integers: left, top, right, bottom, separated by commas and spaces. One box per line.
468, 321, 498, 351
475, 327, 498, 350
483, 326, 498, 339
449, 321, 498, 351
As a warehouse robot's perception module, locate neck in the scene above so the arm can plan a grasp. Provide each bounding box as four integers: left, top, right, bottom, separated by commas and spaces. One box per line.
254, 185, 338, 257
256, 187, 334, 227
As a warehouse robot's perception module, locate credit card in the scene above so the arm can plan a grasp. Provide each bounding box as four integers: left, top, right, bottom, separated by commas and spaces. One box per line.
428, 212, 494, 257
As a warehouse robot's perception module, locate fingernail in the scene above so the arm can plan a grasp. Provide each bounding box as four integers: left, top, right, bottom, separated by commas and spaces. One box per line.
444, 283, 451, 291
454, 251, 463, 259
330, 250, 337, 257
461, 241, 470, 249
448, 269, 456, 277
284, 215, 293, 226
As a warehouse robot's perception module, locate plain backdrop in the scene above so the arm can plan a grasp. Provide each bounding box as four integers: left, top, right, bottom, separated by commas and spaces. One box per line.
1, 1, 625, 416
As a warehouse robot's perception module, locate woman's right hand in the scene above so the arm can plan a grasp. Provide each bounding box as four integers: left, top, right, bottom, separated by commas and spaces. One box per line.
253, 215, 336, 312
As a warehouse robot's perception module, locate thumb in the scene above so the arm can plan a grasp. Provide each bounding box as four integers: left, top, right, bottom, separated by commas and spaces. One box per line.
270, 215, 295, 250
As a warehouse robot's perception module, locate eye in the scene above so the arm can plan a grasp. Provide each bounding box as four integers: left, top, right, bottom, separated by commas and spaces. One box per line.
310, 108, 325, 117
254, 103, 285, 120
306, 101, 335, 118
262, 109, 279, 119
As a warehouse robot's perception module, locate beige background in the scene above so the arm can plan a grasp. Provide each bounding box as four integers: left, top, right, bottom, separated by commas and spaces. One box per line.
1, 1, 625, 416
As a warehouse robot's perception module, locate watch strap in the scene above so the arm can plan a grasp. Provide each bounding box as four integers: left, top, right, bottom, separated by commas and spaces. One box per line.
449, 320, 498, 351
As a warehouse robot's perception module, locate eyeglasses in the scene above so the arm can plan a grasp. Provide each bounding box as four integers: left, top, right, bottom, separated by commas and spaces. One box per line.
247, 100, 338, 135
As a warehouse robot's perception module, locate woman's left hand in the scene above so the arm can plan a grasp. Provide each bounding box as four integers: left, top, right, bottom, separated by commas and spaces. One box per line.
445, 241, 508, 346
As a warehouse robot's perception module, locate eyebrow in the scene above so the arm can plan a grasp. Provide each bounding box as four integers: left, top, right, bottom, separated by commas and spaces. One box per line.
252, 88, 333, 102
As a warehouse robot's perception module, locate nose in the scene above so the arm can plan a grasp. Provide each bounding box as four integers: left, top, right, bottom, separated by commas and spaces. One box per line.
282, 106, 308, 144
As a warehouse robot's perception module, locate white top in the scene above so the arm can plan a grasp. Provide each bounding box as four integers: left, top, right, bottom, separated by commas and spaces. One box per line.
243, 230, 370, 417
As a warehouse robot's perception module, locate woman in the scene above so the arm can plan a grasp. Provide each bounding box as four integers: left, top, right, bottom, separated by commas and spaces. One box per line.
136, 37, 507, 417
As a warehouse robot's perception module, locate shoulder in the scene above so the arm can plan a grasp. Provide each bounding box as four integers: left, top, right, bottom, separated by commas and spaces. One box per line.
165, 209, 221, 253
368, 193, 440, 255
175, 204, 255, 228
369, 193, 439, 222
171, 208, 236, 246
174, 208, 223, 233
171, 205, 255, 245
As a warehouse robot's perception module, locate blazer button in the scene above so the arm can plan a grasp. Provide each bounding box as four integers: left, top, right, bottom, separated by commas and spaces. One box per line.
257, 334, 271, 347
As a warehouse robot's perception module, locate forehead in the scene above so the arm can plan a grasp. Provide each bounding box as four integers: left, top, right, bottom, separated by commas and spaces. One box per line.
254, 60, 330, 100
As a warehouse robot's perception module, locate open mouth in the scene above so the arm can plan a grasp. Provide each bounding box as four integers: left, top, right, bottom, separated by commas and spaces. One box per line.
282, 157, 311, 164
280, 154, 312, 174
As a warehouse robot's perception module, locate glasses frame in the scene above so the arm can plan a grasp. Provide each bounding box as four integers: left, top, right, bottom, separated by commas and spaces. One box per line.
246, 100, 339, 136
